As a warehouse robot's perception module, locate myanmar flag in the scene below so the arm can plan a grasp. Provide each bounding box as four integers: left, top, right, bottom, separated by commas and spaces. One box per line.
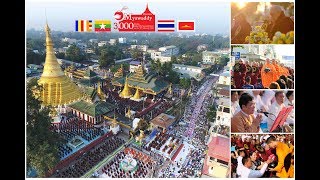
95, 20, 111, 32
177, 21, 195, 32
75, 20, 92, 32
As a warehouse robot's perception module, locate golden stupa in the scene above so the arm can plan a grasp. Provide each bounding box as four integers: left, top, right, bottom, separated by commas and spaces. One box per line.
130, 88, 141, 101
38, 24, 82, 106
119, 76, 132, 98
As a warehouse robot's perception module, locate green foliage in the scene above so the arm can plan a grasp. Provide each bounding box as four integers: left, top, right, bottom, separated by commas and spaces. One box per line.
99, 49, 115, 68
27, 49, 45, 65
27, 80, 62, 177
65, 44, 85, 62
179, 78, 191, 89
130, 49, 143, 60
207, 105, 217, 122
110, 63, 129, 73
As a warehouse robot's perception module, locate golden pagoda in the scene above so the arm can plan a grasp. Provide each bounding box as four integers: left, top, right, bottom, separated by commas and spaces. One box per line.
126, 106, 132, 118
96, 82, 106, 100
130, 88, 141, 101
168, 83, 172, 94
111, 113, 118, 128
38, 24, 82, 106
114, 64, 123, 78
119, 76, 132, 98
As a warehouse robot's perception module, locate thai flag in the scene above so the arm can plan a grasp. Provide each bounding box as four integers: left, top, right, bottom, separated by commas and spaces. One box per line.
157, 20, 175, 32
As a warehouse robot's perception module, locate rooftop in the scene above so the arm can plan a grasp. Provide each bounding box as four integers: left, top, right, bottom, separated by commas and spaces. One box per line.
68, 100, 115, 117
150, 113, 175, 129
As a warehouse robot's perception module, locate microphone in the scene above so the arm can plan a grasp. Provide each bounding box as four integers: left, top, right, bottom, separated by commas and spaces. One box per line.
257, 109, 269, 117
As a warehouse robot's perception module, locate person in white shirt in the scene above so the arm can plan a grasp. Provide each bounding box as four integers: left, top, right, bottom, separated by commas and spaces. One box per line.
267, 91, 294, 132
236, 149, 246, 177
284, 91, 294, 106
238, 155, 273, 178
231, 91, 241, 116
260, 90, 275, 111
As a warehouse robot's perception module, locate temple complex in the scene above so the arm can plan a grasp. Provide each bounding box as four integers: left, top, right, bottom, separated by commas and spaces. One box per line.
112, 65, 169, 98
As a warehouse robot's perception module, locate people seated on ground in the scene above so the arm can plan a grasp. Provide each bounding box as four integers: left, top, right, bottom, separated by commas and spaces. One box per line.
231, 93, 262, 133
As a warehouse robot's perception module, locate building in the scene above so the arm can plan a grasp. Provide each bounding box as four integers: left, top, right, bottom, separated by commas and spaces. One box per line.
197, 44, 208, 52
231, 45, 276, 65
172, 64, 204, 81
62, 37, 77, 44
150, 51, 162, 60
131, 45, 148, 52
89, 39, 98, 43
158, 45, 179, 57
85, 48, 94, 54
217, 71, 230, 86
202, 134, 229, 178
67, 86, 115, 125
215, 103, 230, 127
118, 37, 127, 44
129, 61, 141, 73
38, 24, 82, 106
150, 113, 176, 133
98, 41, 108, 47
112, 65, 169, 97
109, 39, 117, 45
65, 67, 106, 88
76, 43, 87, 50
202, 51, 220, 64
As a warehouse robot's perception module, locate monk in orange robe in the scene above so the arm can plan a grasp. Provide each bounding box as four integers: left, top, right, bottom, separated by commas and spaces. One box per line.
261, 59, 277, 88
272, 59, 281, 80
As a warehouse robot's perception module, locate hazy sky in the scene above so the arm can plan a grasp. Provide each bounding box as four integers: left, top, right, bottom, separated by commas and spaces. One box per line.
274, 45, 295, 57
26, 0, 230, 35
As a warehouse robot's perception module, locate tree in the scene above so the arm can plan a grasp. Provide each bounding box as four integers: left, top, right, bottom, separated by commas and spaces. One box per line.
27, 78, 62, 177
179, 78, 191, 89
130, 49, 143, 61
99, 49, 115, 68
65, 44, 85, 62
27, 49, 45, 65
55, 52, 65, 59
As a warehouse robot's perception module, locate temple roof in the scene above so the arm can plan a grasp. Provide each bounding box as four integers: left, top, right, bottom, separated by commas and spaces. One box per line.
84, 69, 97, 78
78, 76, 104, 86
207, 135, 229, 162
150, 113, 176, 129
112, 75, 169, 94
68, 100, 115, 117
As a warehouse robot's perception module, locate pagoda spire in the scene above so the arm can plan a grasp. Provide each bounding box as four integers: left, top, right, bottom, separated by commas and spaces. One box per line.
119, 76, 132, 98
131, 88, 141, 101
38, 23, 82, 106
42, 23, 65, 78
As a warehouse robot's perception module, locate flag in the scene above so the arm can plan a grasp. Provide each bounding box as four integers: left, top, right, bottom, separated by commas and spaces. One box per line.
95, 20, 111, 32
75, 20, 92, 32
157, 20, 175, 32
177, 20, 195, 32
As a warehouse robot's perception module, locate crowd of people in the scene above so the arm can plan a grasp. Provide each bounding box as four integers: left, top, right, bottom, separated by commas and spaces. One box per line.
52, 136, 125, 178
231, 134, 294, 178
231, 3, 294, 44
232, 59, 294, 89
231, 90, 294, 133
50, 117, 105, 159
98, 147, 155, 178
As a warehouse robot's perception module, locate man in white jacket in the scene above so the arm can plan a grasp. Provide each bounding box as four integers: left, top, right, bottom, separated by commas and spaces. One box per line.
238, 155, 273, 178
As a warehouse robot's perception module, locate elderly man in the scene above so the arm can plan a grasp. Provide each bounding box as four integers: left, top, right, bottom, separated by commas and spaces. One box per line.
231, 93, 263, 133
266, 5, 294, 39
